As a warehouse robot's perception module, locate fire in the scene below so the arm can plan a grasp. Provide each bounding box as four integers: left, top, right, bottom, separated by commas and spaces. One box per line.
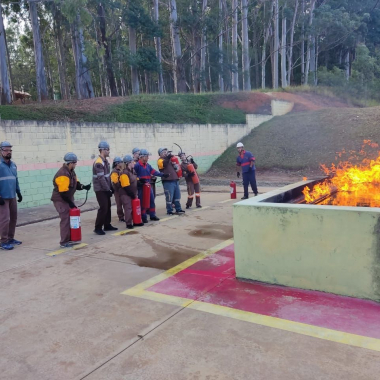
302, 140, 380, 206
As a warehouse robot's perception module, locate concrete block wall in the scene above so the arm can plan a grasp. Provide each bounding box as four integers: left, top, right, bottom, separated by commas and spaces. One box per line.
1, 119, 261, 209
271, 99, 294, 116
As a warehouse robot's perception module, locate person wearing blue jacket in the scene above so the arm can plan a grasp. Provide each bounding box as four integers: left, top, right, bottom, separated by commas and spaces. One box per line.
0, 141, 22, 250
236, 142, 258, 199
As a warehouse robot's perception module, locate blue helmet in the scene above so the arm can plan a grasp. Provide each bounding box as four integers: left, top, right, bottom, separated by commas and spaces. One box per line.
123, 154, 133, 163
113, 156, 123, 164
98, 141, 110, 150
132, 147, 140, 155
64, 152, 78, 163
0, 141, 12, 149
139, 149, 149, 156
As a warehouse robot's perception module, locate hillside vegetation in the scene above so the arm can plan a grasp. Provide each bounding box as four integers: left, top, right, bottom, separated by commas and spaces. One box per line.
209, 107, 380, 176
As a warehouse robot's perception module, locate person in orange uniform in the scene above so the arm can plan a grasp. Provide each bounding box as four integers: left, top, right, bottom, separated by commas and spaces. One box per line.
111, 156, 125, 222
51, 153, 91, 248
180, 153, 201, 209
119, 154, 142, 228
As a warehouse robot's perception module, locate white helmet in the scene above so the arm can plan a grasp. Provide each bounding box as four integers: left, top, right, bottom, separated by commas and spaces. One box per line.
236, 142, 244, 148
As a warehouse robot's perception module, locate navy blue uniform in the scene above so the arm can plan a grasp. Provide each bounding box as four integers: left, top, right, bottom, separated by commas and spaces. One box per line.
236, 150, 258, 197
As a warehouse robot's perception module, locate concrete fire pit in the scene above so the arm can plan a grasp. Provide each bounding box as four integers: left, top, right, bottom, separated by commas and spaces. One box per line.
233, 180, 380, 302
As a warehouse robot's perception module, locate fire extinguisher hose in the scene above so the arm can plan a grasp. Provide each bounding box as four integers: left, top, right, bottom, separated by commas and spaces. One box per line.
77, 189, 90, 208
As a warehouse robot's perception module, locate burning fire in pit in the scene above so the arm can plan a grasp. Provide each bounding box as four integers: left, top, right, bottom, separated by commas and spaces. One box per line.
303, 140, 380, 207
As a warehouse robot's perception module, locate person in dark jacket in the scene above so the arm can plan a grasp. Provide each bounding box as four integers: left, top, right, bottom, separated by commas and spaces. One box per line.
180, 153, 201, 209
157, 147, 185, 215
93, 141, 118, 235
119, 154, 142, 229
0, 141, 22, 250
111, 156, 125, 222
51, 153, 91, 248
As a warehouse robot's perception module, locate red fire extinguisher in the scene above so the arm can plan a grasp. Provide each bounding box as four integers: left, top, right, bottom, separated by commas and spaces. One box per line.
132, 198, 143, 225
171, 156, 183, 178
142, 182, 151, 209
69, 207, 81, 242
230, 181, 237, 199
187, 163, 199, 184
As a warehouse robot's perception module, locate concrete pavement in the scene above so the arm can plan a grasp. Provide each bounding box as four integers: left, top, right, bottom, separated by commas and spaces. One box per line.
1, 188, 380, 380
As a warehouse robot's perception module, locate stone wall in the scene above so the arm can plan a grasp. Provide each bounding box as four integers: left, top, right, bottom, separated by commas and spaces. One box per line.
0, 117, 269, 209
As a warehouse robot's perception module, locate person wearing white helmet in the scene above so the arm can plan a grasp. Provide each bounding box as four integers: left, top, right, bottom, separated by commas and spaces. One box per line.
111, 156, 125, 222
236, 142, 258, 199
51, 153, 91, 248
93, 141, 118, 235
0, 141, 22, 250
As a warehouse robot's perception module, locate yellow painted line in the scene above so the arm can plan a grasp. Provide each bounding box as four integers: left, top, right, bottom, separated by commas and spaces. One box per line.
125, 288, 380, 353
159, 215, 179, 223
46, 243, 88, 257
191, 206, 210, 212
121, 239, 234, 294
122, 237, 380, 352
218, 199, 235, 204
112, 229, 138, 236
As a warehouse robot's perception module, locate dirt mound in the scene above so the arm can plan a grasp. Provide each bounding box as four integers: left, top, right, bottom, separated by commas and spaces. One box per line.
15, 96, 129, 114
216, 92, 272, 115
268, 92, 350, 112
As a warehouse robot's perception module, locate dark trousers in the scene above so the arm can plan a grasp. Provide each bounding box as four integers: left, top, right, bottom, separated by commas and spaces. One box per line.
120, 192, 133, 225
0, 198, 17, 243
95, 191, 111, 230
53, 200, 71, 245
243, 170, 258, 197
114, 190, 124, 220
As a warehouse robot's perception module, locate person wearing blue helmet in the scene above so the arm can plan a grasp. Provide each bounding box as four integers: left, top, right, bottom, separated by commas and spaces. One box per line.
134, 149, 168, 223
111, 156, 125, 222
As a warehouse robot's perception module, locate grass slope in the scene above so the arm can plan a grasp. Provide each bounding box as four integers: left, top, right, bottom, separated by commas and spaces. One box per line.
0, 94, 247, 124
209, 107, 380, 175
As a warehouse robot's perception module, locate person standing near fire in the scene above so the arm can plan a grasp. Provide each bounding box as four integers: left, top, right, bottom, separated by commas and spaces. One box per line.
111, 156, 125, 222
180, 153, 202, 209
236, 142, 258, 199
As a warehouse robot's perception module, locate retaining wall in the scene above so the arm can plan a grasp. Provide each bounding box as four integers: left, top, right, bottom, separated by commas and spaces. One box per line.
0, 114, 272, 209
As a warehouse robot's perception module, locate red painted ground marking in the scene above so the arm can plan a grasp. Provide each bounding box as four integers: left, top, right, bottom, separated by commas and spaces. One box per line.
147, 244, 380, 340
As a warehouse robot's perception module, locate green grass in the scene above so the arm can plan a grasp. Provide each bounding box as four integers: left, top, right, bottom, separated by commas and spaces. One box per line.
84, 94, 246, 124
0, 105, 88, 121
0, 93, 247, 124
209, 106, 380, 175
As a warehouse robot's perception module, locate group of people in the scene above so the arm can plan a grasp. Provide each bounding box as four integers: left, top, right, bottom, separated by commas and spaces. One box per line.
0, 139, 257, 251
52, 142, 203, 248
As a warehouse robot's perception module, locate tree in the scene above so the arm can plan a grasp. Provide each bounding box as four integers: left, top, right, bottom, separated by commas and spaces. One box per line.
231, 0, 238, 92
241, 0, 250, 91
29, 0, 48, 101
0, 0, 11, 104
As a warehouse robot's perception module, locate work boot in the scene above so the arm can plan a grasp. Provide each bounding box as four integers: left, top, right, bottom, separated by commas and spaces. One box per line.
134, 222, 144, 227
126, 224, 134, 229
142, 218, 148, 224
254, 193, 258, 196
196, 205, 202, 208
8, 238, 22, 245
167, 212, 175, 216
119, 218, 126, 222
94, 229, 106, 235
186, 205, 191, 209
241, 196, 248, 200
150, 216, 160, 221
60, 242, 74, 248
0, 242, 14, 250
104, 225, 118, 231
176, 210, 185, 214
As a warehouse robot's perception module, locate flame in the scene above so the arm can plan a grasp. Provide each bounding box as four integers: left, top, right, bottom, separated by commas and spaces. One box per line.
302, 140, 380, 206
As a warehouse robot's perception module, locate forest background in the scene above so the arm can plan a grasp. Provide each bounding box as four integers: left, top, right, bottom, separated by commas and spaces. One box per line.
0, 0, 379, 106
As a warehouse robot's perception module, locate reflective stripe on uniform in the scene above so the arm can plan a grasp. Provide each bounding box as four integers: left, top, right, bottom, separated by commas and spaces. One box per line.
0, 176, 16, 181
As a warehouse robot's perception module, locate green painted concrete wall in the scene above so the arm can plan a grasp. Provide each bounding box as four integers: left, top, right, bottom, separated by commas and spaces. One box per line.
234, 193, 380, 302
